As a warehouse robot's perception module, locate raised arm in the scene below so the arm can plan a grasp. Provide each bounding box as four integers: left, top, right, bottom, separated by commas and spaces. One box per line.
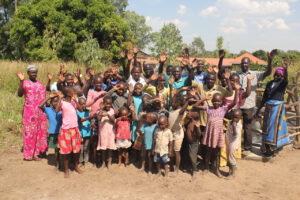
263, 49, 277, 80
74, 68, 84, 87
38, 96, 50, 111
46, 73, 52, 92
133, 46, 139, 67
16, 72, 25, 97
72, 95, 83, 112
227, 83, 240, 111
158, 51, 167, 74
125, 51, 133, 80
224, 71, 233, 95
218, 49, 225, 80
55, 96, 62, 113
242, 75, 254, 99
127, 84, 134, 106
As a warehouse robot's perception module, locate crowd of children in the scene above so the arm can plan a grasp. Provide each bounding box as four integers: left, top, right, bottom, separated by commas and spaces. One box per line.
18, 47, 291, 179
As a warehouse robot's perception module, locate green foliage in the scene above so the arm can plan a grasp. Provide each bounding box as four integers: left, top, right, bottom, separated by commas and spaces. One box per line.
216, 36, 223, 50
74, 34, 107, 69
110, 0, 128, 15
150, 23, 183, 62
252, 49, 267, 61
189, 37, 205, 57
123, 10, 152, 50
8, 0, 130, 61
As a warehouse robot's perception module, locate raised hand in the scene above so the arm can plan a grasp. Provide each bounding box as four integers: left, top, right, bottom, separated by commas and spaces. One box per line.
111, 66, 117, 74
16, 71, 24, 81
57, 91, 64, 98
89, 68, 95, 76
58, 74, 65, 82
207, 65, 213, 73
133, 46, 139, 54
267, 49, 278, 60
130, 104, 135, 113
235, 82, 241, 90
74, 68, 81, 78
120, 50, 126, 58
188, 98, 198, 103
72, 93, 77, 101
47, 73, 53, 80
150, 73, 158, 81
213, 65, 219, 74
60, 64, 66, 75
49, 92, 58, 99
181, 56, 189, 67
159, 51, 167, 63
128, 84, 134, 93
168, 75, 175, 86
192, 58, 198, 68
127, 51, 134, 61
224, 71, 230, 79
247, 75, 255, 81
113, 84, 121, 91
219, 49, 225, 59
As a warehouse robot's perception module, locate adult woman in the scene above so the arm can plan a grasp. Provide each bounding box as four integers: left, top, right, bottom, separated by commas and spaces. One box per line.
256, 66, 289, 157
17, 65, 47, 161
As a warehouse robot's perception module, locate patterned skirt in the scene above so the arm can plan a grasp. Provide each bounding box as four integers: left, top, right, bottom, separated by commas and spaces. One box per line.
58, 127, 81, 154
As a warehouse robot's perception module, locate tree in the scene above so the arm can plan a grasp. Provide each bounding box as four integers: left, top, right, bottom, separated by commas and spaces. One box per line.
9, 0, 130, 61
150, 23, 183, 61
252, 49, 267, 61
110, 0, 128, 15
189, 36, 205, 57
216, 36, 223, 50
123, 10, 152, 50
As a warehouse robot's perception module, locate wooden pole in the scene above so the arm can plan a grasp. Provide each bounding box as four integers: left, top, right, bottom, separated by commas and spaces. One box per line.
293, 76, 300, 148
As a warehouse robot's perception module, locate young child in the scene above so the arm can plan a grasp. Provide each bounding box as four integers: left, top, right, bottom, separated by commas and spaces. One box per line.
115, 107, 133, 167
225, 109, 243, 178
77, 97, 94, 167
186, 107, 202, 178
86, 76, 106, 165
97, 96, 116, 170
194, 84, 238, 177
152, 115, 173, 178
55, 86, 83, 178
139, 112, 158, 174
38, 92, 62, 170
104, 81, 129, 112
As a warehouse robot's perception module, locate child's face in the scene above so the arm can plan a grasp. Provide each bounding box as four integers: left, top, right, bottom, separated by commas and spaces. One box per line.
120, 109, 128, 118
65, 75, 74, 86
158, 117, 168, 130
171, 99, 180, 109
166, 67, 173, 76
230, 75, 239, 89
157, 75, 166, 86
116, 84, 126, 96
94, 78, 103, 91
134, 84, 142, 96
78, 98, 87, 110
103, 99, 112, 111
65, 88, 74, 98
145, 114, 153, 125
212, 94, 222, 109
232, 111, 241, 122
50, 96, 59, 108
132, 67, 142, 81
188, 110, 200, 120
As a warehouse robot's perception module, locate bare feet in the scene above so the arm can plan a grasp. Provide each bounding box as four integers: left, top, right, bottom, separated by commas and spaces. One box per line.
75, 167, 84, 174
64, 170, 70, 178
216, 170, 222, 178
202, 169, 209, 175
33, 156, 41, 161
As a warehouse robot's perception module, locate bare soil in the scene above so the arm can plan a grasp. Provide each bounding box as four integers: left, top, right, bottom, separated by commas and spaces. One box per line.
0, 147, 300, 200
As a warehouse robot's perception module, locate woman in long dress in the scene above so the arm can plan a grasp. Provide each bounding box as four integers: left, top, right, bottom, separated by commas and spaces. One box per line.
17, 65, 47, 161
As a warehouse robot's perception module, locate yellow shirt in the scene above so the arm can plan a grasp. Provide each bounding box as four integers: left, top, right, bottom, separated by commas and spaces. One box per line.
154, 128, 173, 155
142, 84, 171, 108
192, 80, 233, 126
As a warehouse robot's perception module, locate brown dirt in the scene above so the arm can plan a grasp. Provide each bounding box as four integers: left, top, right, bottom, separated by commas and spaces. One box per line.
1, 147, 300, 200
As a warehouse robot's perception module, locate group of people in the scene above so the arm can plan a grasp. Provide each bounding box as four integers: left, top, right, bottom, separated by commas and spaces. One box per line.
16, 47, 291, 179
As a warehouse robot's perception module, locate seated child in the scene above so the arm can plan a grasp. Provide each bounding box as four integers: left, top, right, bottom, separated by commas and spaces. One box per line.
38, 92, 62, 170
152, 115, 173, 178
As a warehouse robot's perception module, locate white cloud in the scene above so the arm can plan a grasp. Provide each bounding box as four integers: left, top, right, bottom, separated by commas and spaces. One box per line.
257, 18, 289, 30
145, 16, 188, 32
177, 5, 187, 16
200, 6, 219, 17
220, 18, 247, 34
217, 0, 291, 17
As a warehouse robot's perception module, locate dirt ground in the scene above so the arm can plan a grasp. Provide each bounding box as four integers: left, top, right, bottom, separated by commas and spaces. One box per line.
0, 147, 300, 200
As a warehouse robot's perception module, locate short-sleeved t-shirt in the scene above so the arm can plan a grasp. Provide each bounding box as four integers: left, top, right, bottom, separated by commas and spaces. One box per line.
77, 110, 91, 137
172, 76, 189, 89
154, 128, 173, 155
133, 95, 143, 116
61, 100, 78, 129
168, 108, 185, 139
44, 107, 62, 134
194, 72, 207, 84
141, 124, 158, 150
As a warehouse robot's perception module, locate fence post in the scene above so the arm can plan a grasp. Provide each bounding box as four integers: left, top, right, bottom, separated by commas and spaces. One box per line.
293, 76, 300, 148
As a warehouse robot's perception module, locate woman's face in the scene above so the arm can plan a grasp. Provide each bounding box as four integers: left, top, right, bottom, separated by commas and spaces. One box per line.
27, 70, 37, 81
230, 75, 239, 89
274, 72, 283, 82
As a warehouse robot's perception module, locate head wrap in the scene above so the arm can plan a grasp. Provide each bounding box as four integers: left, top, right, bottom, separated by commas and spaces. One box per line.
26, 65, 38, 72
275, 67, 285, 76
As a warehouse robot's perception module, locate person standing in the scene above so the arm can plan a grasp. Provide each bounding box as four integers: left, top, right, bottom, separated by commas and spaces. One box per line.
17, 65, 48, 161
236, 49, 277, 152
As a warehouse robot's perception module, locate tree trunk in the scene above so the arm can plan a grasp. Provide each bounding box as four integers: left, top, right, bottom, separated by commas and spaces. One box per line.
15, 0, 18, 11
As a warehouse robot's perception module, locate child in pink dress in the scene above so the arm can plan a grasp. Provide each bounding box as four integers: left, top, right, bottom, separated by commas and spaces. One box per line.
97, 96, 116, 170
193, 84, 239, 177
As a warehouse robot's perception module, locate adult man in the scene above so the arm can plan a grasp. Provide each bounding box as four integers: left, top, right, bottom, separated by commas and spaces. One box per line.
236, 49, 277, 152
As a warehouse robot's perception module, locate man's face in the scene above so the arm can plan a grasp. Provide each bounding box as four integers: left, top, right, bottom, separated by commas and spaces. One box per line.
143, 64, 154, 79
241, 58, 250, 73
132, 67, 142, 81
206, 74, 216, 89
172, 67, 182, 81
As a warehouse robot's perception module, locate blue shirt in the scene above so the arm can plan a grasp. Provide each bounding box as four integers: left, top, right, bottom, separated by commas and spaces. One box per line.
172, 76, 189, 89
44, 107, 62, 134
133, 95, 143, 116
77, 110, 92, 137
141, 124, 158, 150
194, 72, 207, 84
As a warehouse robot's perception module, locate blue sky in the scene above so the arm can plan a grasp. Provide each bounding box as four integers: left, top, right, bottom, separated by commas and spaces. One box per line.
127, 0, 300, 53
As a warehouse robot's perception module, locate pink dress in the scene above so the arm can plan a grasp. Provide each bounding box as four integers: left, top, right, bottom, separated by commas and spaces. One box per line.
223, 89, 245, 111
97, 108, 116, 150
22, 80, 47, 160
86, 89, 106, 115
202, 106, 228, 148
